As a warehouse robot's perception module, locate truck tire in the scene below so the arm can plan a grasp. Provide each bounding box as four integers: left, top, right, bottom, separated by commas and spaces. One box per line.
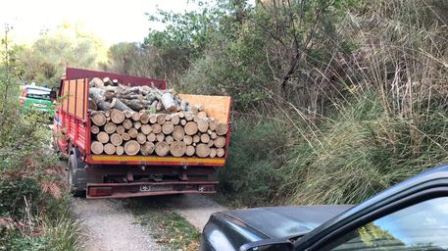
68, 149, 87, 197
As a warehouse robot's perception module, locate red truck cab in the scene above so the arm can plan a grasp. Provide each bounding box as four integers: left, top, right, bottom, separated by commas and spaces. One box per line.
53, 68, 231, 198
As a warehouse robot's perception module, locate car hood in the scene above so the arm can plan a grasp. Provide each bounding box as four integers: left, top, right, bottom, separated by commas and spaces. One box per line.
219, 205, 353, 239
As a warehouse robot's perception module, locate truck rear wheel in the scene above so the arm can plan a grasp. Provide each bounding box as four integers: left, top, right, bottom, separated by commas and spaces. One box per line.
68, 150, 87, 197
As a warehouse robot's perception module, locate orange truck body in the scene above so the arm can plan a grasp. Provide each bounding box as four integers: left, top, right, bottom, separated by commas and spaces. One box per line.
53, 67, 231, 198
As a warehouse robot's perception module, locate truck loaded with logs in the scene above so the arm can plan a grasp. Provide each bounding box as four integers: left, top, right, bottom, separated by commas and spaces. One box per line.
52, 68, 231, 198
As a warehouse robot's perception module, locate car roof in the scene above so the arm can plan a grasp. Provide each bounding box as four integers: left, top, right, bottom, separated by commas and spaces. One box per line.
24, 85, 51, 92
295, 164, 448, 247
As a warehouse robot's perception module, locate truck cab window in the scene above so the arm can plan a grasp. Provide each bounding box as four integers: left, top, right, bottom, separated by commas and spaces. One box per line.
325, 197, 448, 251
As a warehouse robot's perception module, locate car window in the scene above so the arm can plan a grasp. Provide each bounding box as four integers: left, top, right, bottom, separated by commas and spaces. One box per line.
324, 197, 448, 251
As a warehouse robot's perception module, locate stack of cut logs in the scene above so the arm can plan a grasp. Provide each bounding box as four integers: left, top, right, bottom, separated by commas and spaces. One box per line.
89, 77, 228, 158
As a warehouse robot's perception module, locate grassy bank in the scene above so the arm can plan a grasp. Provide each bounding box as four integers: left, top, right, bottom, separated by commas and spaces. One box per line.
0, 111, 80, 251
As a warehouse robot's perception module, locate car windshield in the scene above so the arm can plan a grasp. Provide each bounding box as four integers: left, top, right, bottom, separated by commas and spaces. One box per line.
327, 197, 448, 251
26, 88, 51, 100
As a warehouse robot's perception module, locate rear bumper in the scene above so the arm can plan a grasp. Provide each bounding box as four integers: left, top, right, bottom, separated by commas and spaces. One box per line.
86, 181, 218, 199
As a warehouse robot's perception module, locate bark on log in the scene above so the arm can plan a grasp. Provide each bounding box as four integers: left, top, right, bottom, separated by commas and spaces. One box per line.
216, 123, 228, 136
110, 133, 123, 146
116, 146, 124, 155
91, 125, 100, 134
196, 144, 211, 158
104, 122, 117, 134
155, 142, 170, 156
111, 109, 125, 124
125, 110, 133, 118
91, 141, 104, 155
128, 128, 138, 139
200, 133, 210, 143
184, 122, 198, 135
90, 88, 111, 110
141, 142, 155, 156
97, 132, 109, 144
162, 121, 174, 135
172, 126, 185, 141
161, 93, 177, 112
183, 135, 193, 145
137, 133, 147, 144
104, 143, 116, 155
147, 133, 156, 142
111, 98, 133, 111
152, 124, 162, 134
197, 118, 209, 133
134, 121, 142, 130
185, 145, 195, 156
91, 112, 107, 126
208, 140, 214, 147
141, 124, 152, 135
123, 119, 133, 130
217, 148, 225, 158
88, 98, 98, 111
124, 140, 140, 156
170, 141, 186, 157
214, 136, 226, 148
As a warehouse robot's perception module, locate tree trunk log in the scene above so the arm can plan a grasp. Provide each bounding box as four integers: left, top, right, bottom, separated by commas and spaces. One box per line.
214, 136, 226, 148
97, 132, 109, 144
128, 128, 138, 139
185, 145, 195, 156
111, 109, 125, 124
183, 135, 193, 145
200, 133, 210, 143
116, 125, 125, 134
110, 133, 123, 146
209, 148, 217, 158
141, 124, 152, 135
91, 125, 100, 134
90, 88, 111, 110
124, 140, 140, 155
147, 133, 156, 142
155, 142, 170, 156
216, 123, 228, 136
91, 112, 107, 126
152, 124, 162, 134
165, 135, 174, 144
111, 98, 133, 111
141, 142, 155, 156
156, 133, 165, 142
172, 126, 185, 141
137, 133, 147, 144
104, 122, 117, 134
161, 93, 177, 112
184, 122, 198, 135
91, 141, 104, 154
121, 133, 131, 141
123, 119, 133, 130
116, 146, 124, 155
217, 148, 225, 158
162, 121, 174, 135
104, 143, 116, 155
196, 144, 211, 158
170, 141, 186, 157
197, 118, 209, 133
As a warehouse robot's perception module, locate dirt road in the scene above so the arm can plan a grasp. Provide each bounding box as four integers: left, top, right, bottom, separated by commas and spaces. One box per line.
71, 195, 227, 250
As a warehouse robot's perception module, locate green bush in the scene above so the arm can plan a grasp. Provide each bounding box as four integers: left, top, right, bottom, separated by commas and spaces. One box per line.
218, 117, 289, 206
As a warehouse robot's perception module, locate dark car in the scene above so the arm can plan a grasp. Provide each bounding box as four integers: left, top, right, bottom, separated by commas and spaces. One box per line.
201, 165, 448, 251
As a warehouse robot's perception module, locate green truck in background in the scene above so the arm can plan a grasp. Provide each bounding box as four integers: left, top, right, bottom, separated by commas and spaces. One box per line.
19, 84, 55, 118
